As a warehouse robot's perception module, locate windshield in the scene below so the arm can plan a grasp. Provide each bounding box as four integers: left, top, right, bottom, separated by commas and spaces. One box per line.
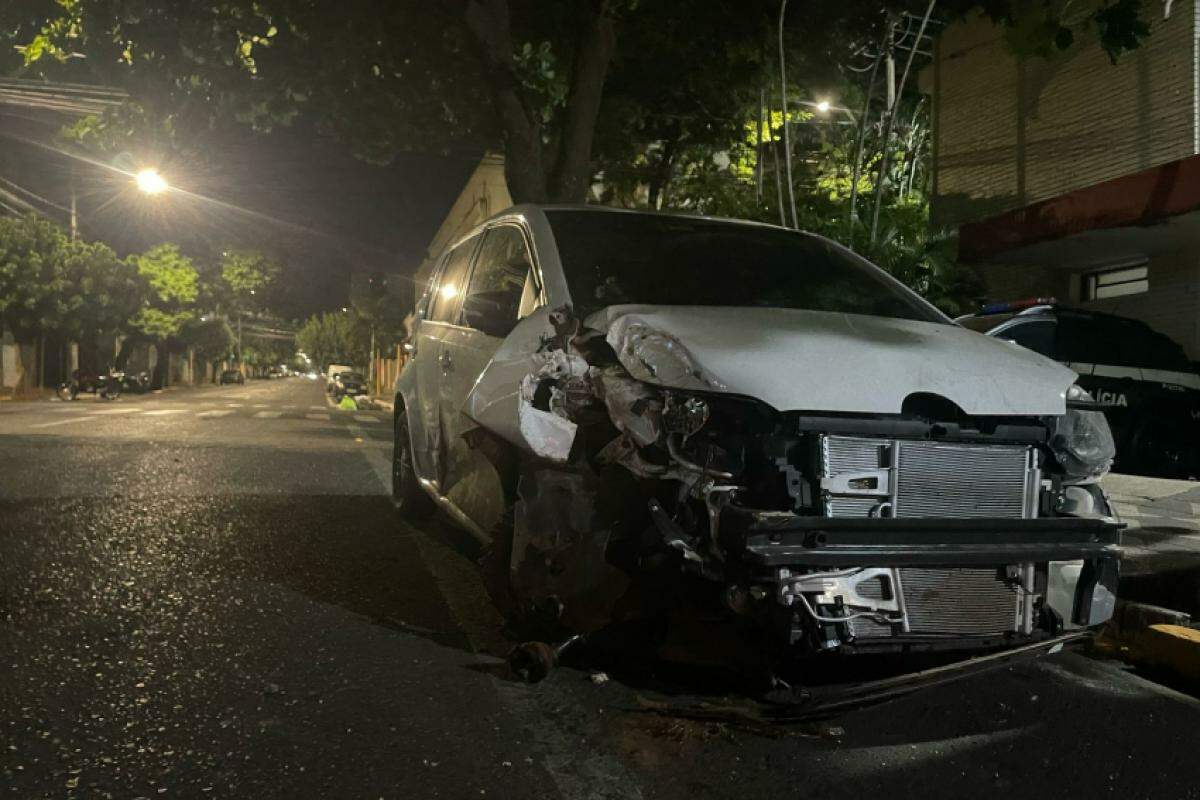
546, 211, 945, 323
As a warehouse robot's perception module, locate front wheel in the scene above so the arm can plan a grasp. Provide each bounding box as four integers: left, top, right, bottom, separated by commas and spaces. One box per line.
392, 413, 435, 518
56, 382, 78, 401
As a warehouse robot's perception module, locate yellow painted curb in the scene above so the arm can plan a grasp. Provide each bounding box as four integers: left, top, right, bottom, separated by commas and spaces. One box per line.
1136, 624, 1200, 682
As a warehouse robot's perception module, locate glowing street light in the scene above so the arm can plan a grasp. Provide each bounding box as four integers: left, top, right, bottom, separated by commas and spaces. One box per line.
815, 99, 831, 114
135, 168, 168, 195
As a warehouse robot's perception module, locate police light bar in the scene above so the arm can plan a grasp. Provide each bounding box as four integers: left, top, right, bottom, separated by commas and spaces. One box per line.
977, 297, 1057, 316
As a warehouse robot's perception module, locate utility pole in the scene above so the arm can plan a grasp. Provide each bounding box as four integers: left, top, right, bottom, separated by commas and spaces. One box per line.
368, 324, 376, 394
778, 0, 798, 229
237, 314, 243, 375
68, 164, 77, 241
870, 1, 937, 245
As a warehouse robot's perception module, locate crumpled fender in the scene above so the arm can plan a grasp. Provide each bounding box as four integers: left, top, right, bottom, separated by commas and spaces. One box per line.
463, 306, 561, 454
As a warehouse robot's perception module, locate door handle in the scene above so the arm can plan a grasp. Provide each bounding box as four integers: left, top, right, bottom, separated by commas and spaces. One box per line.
438, 350, 453, 371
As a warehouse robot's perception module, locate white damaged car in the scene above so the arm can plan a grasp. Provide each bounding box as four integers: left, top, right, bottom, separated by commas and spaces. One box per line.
392, 205, 1121, 669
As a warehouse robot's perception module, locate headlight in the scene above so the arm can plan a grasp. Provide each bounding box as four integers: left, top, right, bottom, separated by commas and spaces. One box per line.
1049, 390, 1115, 479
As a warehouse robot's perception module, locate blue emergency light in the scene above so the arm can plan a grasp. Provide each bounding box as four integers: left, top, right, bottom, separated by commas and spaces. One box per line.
977, 297, 1057, 316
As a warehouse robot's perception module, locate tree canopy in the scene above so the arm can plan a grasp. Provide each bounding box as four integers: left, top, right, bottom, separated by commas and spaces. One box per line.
5, 0, 1157, 207
128, 242, 198, 340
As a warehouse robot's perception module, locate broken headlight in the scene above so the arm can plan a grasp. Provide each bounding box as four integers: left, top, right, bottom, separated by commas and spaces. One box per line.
1049, 387, 1115, 479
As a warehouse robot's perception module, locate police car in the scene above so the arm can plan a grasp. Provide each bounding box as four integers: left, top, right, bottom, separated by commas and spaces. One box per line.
959, 299, 1200, 478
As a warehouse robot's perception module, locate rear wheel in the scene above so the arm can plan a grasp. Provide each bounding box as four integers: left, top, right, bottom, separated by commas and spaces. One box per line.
392, 411, 435, 517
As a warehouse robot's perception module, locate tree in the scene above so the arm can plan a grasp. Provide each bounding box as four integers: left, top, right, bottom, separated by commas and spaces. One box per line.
296, 311, 366, 370
61, 238, 144, 341
220, 248, 280, 311
127, 243, 198, 385
6, 1, 1155, 208
0, 213, 74, 344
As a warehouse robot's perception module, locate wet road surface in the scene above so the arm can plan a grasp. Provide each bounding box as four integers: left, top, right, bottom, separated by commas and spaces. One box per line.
4, 379, 1200, 799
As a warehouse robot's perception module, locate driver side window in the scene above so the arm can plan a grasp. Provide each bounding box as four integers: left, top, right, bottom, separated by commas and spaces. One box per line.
461, 225, 535, 337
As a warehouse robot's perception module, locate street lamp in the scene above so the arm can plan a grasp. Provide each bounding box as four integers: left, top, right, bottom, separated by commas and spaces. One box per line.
135, 168, 168, 195
815, 99, 831, 114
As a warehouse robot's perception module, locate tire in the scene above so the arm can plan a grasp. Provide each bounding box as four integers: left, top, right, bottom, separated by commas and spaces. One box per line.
56, 382, 78, 402
392, 411, 435, 518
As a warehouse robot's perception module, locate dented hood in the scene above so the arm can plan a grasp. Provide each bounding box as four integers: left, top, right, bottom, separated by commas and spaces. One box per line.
588, 305, 1076, 416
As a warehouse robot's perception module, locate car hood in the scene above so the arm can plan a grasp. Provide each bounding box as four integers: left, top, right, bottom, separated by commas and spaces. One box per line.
587, 305, 1076, 416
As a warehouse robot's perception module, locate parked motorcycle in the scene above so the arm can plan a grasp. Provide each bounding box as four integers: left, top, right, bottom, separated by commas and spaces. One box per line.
57, 369, 124, 401
120, 370, 152, 394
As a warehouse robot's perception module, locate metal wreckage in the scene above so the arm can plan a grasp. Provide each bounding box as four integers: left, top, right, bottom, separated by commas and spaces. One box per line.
393, 207, 1123, 687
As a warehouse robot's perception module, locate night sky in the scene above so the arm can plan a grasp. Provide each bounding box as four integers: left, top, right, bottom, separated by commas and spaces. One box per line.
0, 108, 476, 320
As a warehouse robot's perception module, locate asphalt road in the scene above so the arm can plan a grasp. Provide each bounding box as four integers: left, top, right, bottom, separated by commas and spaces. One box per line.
4, 378, 1200, 800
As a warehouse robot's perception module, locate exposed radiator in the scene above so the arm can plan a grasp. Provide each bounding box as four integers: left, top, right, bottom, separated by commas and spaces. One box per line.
820, 435, 1038, 519
849, 567, 1024, 639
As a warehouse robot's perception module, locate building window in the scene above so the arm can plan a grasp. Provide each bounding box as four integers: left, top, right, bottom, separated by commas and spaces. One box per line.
1082, 262, 1148, 301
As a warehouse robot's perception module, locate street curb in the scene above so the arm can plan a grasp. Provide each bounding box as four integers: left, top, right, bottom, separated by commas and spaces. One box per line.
1104, 600, 1192, 641
1126, 625, 1200, 682
1097, 601, 1200, 684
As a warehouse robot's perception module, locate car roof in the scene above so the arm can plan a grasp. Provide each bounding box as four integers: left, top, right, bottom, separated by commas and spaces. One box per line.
962, 303, 1162, 333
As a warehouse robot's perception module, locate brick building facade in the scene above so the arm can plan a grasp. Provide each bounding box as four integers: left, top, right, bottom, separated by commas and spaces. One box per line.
924, 2, 1200, 356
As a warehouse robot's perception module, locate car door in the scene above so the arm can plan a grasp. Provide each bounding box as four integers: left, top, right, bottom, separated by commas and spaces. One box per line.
412, 234, 481, 485
438, 223, 540, 531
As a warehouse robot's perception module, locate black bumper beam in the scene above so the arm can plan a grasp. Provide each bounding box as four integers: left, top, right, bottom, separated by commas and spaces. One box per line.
724, 510, 1123, 568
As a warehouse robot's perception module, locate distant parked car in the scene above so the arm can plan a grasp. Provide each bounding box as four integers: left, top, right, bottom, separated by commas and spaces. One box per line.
219, 369, 245, 385
331, 371, 366, 400
267, 366, 283, 379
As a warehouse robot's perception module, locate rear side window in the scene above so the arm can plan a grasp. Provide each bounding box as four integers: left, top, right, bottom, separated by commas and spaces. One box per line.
995, 320, 1056, 358
428, 236, 478, 323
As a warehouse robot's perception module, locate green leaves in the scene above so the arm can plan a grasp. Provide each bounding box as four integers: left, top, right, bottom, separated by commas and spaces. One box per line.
295, 311, 368, 370
0, 214, 73, 341
128, 243, 198, 339
1094, 0, 1152, 63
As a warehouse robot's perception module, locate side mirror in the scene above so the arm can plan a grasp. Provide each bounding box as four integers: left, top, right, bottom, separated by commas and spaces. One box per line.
461, 291, 519, 338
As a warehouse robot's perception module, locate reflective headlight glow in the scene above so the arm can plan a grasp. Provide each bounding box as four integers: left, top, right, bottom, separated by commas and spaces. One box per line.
1066, 383, 1098, 406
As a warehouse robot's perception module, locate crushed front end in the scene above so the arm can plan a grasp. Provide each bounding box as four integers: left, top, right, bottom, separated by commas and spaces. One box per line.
504, 307, 1122, 661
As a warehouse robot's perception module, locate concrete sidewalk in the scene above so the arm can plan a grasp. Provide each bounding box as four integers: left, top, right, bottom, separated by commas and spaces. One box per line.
1104, 473, 1200, 575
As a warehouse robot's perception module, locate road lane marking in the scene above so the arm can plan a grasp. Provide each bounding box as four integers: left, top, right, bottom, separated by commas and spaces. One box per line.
30, 416, 97, 428
309, 405, 326, 411
253, 410, 282, 419
197, 410, 235, 418
225, 403, 244, 407
305, 413, 330, 421
140, 409, 186, 416
253, 403, 269, 408
89, 408, 140, 415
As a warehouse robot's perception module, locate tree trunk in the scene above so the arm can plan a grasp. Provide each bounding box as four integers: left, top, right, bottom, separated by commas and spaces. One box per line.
465, 0, 548, 203
647, 131, 679, 210
465, 0, 616, 204
152, 341, 169, 389
549, 5, 617, 202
